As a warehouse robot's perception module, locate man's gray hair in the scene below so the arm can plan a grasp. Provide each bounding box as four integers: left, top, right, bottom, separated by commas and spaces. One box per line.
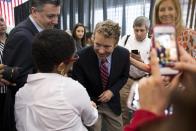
133, 16, 150, 30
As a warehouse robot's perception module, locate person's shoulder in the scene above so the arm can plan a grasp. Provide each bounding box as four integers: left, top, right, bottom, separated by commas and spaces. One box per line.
184, 28, 195, 32
78, 46, 92, 52
10, 18, 37, 36
15, 82, 30, 99
6, 28, 33, 45
114, 46, 130, 57
122, 34, 132, 42
77, 46, 94, 58
145, 37, 152, 45
118, 34, 132, 47
121, 34, 131, 39
9, 27, 30, 38
116, 45, 129, 52
181, 28, 196, 35
146, 37, 151, 41
9, 27, 29, 37
64, 77, 86, 91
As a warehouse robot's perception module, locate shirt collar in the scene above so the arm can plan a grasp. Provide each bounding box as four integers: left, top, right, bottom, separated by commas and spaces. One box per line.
29, 15, 44, 32
27, 73, 61, 83
99, 54, 112, 65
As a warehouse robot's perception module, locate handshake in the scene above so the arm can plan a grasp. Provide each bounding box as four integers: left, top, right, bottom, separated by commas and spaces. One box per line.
0, 64, 20, 85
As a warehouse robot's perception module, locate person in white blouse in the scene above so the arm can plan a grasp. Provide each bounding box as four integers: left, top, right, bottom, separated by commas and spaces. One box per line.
15, 29, 98, 131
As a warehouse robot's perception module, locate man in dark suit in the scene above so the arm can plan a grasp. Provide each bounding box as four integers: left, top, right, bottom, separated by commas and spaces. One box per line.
72, 20, 130, 131
1, 1, 61, 130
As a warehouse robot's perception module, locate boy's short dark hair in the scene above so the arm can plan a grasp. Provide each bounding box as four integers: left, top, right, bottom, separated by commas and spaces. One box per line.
32, 29, 75, 72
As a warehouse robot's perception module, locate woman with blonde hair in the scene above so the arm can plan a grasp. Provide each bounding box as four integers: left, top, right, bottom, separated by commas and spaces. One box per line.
153, 0, 196, 58
130, 0, 196, 72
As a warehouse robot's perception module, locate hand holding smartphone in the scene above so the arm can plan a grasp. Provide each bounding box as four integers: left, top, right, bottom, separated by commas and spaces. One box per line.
131, 49, 139, 55
130, 50, 143, 62
153, 25, 179, 75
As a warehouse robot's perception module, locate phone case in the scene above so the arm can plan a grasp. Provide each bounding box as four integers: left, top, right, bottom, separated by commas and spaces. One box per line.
153, 25, 179, 75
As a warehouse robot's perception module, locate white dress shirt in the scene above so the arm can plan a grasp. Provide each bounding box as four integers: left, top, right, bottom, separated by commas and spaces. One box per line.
29, 15, 43, 32
15, 73, 98, 131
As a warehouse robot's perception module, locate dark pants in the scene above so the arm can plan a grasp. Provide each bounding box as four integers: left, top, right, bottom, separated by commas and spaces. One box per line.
0, 89, 16, 131
120, 78, 134, 125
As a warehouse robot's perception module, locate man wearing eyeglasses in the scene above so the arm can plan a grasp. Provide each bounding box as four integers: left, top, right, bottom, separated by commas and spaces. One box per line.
72, 20, 130, 131
2, 0, 60, 130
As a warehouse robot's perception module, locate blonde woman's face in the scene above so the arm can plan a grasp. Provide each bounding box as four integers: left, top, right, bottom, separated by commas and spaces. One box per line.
158, 0, 177, 25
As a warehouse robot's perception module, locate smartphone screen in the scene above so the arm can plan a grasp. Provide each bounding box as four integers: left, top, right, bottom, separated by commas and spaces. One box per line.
153, 25, 179, 75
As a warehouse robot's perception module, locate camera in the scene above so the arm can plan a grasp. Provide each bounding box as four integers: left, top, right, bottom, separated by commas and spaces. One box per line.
2, 66, 20, 82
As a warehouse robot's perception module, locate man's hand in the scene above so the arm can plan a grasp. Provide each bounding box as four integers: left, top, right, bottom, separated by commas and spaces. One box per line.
0, 64, 16, 86
0, 64, 4, 79
91, 101, 97, 108
129, 55, 150, 72
131, 53, 143, 62
98, 90, 113, 103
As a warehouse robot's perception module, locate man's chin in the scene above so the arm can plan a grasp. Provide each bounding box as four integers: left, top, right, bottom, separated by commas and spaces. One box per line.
46, 26, 54, 29
136, 37, 145, 42
97, 55, 107, 60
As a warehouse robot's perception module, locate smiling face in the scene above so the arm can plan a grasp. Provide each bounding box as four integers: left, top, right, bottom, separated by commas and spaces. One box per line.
0, 16, 7, 35
75, 26, 85, 39
31, 3, 60, 29
93, 32, 116, 60
158, 0, 177, 25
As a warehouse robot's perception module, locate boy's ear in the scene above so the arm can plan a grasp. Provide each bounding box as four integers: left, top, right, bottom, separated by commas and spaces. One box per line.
57, 62, 66, 75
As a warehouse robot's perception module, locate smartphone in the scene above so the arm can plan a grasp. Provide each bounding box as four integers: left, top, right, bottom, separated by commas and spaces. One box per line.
153, 25, 179, 75
131, 49, 139, 55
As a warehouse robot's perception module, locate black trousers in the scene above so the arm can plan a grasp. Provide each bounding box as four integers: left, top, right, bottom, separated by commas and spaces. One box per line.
0, 89, 16, 131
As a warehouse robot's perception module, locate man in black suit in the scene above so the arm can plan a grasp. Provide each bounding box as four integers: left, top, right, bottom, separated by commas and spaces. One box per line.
72, 20, 130, 131
1, 1, 61, 130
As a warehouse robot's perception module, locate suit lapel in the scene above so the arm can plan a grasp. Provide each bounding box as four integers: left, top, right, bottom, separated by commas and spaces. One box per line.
89, 47, 103, 86
25, 18, 39, 36
108, 47, 119, 84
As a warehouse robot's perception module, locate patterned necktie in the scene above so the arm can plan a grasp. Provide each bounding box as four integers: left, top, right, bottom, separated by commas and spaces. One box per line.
100, 59, 109, 90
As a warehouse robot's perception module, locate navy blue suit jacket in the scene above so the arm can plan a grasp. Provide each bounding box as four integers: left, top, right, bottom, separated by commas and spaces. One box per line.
72, 46, 130, 115
3, 17, 38, 94
1, 17, 38, 131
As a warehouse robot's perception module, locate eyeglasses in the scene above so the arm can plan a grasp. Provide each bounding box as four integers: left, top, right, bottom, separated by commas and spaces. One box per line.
64, 54, 79, 64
